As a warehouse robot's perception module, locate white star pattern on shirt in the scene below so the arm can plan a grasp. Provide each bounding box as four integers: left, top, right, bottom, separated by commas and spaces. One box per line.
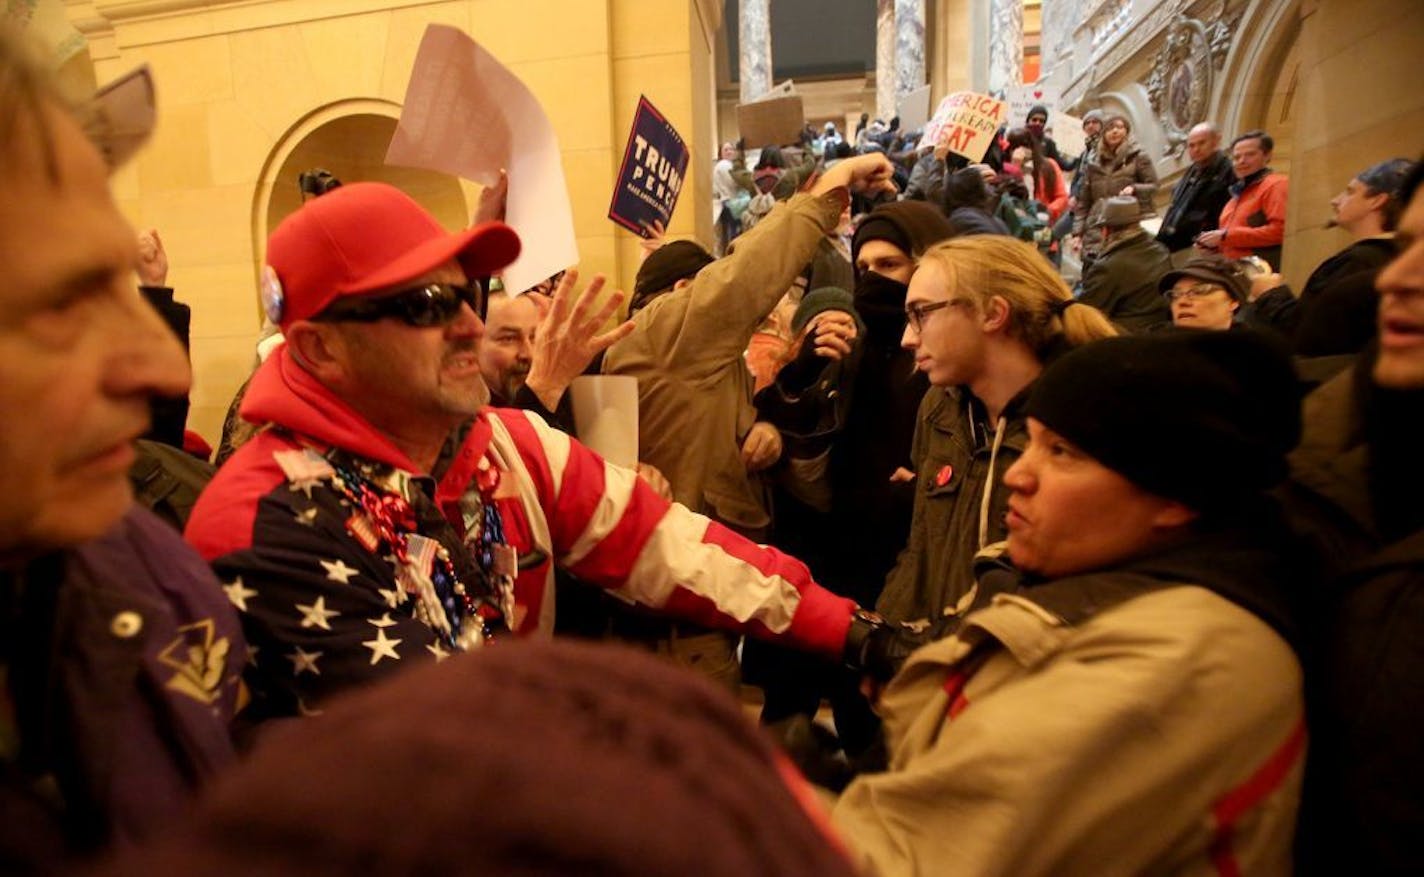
320, 559, 359, 585
295, 596, 340, 630
289, 478, 321, 499
426, 641, 451, 663
222, 577, 258, 612
362, 627, 403, 665
377, 587, 405, 608
368, 613, 398, 628
287, 646, 323, 676
293, 506, 319, 526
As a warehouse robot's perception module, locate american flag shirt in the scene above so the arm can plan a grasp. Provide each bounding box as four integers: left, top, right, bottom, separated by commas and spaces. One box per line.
186, 348, 855, 721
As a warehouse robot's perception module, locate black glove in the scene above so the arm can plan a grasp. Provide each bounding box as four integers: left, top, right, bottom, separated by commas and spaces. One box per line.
844, 610, 937, 682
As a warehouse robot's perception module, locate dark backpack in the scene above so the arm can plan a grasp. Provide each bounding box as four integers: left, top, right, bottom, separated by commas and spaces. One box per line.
995, 194, 1051, 248
129, 439, 216, 531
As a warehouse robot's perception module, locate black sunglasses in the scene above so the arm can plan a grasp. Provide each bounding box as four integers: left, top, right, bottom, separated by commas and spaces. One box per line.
315, 282, 486, 327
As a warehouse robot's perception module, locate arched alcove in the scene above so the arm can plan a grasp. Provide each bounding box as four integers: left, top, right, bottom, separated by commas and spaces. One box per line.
252, 100, 473, 280
1215, 0, 1302, 171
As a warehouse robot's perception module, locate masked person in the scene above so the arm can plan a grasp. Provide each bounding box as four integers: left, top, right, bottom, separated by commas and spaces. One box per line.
746, 200, 955, 759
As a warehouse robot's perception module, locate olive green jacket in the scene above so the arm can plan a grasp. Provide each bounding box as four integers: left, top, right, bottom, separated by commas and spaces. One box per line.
876, 387, 1027, 624
603, 190, 847, 531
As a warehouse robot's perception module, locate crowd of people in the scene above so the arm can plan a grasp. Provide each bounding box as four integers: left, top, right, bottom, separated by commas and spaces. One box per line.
3, 20, 1423, 877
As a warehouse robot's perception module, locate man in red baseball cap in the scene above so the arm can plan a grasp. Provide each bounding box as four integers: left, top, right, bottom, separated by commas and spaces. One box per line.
185, 179, 897, 722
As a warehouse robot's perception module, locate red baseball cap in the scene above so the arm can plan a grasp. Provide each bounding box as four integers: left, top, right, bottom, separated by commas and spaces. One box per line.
263, 182, 522, 327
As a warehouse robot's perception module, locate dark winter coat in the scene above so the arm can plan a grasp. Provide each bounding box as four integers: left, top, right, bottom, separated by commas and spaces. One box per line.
1078, 229, 1174, 333
1156, 151, 1235, 253
0, 508, 245, 873
1283, 359, 1424, 875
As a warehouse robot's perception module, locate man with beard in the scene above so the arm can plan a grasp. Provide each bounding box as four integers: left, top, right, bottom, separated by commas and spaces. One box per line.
477, 272, 631, 432
185, 181, 892, 722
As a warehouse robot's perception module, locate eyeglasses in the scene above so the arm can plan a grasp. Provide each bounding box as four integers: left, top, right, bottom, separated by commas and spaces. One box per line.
315, 282, 485, 326
1165, 283, 1228, 303
905, 299, 967, 332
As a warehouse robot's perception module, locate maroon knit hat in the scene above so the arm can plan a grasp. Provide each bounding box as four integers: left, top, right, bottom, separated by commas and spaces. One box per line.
263, 182, 521, 328
88, 639, 857, 877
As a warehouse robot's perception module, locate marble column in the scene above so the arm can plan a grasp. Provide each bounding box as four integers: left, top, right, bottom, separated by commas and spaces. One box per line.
894, 0, 926, 108
988, 0, 1024, 95
1038, 0, 1076, 80
876, 0, 896, 120
739, 0, 773, 103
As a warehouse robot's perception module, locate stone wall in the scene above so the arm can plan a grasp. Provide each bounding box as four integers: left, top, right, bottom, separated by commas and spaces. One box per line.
1283, 0, 1424, 286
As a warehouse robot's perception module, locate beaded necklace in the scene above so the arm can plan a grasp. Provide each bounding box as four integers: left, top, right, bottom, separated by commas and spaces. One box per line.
327, 458, 505, 651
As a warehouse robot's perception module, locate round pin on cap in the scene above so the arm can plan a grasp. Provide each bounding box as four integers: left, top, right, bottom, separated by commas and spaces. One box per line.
261, 265, 285, 323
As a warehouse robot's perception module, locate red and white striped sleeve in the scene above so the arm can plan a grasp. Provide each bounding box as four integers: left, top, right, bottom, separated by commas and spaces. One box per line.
497, 409, 855, 661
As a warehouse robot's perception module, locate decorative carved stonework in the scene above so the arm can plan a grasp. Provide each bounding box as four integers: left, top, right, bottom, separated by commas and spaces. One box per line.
1207, 4, 1246, 68
1089, 0, 1133, 53
1145, 4, 1241, 158
1094, 0, 1187, 79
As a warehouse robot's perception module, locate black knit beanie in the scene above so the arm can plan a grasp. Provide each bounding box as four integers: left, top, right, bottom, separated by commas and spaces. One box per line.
1025, 330, 1302, 513
851, 200, 955, 267
791, 286, 858, 335
632, 239, 714, 312
89, 639, 858, 877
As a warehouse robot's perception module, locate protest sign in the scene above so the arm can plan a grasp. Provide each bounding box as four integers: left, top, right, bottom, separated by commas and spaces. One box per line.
1051, 111, 1087, 161
750, 79, 797, 102
922, 91, 1007, 162
737, 94, 805, 147
1006, 84, 1060, 127
386, 25, 578, 294
608, 96, 689, 237
896, 85, 932, 132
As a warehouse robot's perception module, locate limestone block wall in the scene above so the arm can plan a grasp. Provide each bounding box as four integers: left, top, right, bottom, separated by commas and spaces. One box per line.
62, 0, 718, 444
1282, 0, 1424, 287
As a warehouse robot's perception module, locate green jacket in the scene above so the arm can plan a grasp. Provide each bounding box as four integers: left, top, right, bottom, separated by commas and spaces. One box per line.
1283, 364, 1424, 873
603, 191, 847, 531
876, 387, 1028, 624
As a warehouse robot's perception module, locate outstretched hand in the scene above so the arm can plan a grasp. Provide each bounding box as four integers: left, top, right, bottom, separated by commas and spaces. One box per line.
524, 269, 636, 412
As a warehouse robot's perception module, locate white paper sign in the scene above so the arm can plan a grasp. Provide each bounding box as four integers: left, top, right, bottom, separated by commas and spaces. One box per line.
896, 85, 933, 133
1006, 85, 1060, 128
569, 376, 639, 468
1051, 112, 1087, 162
386, 25, 579, 294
